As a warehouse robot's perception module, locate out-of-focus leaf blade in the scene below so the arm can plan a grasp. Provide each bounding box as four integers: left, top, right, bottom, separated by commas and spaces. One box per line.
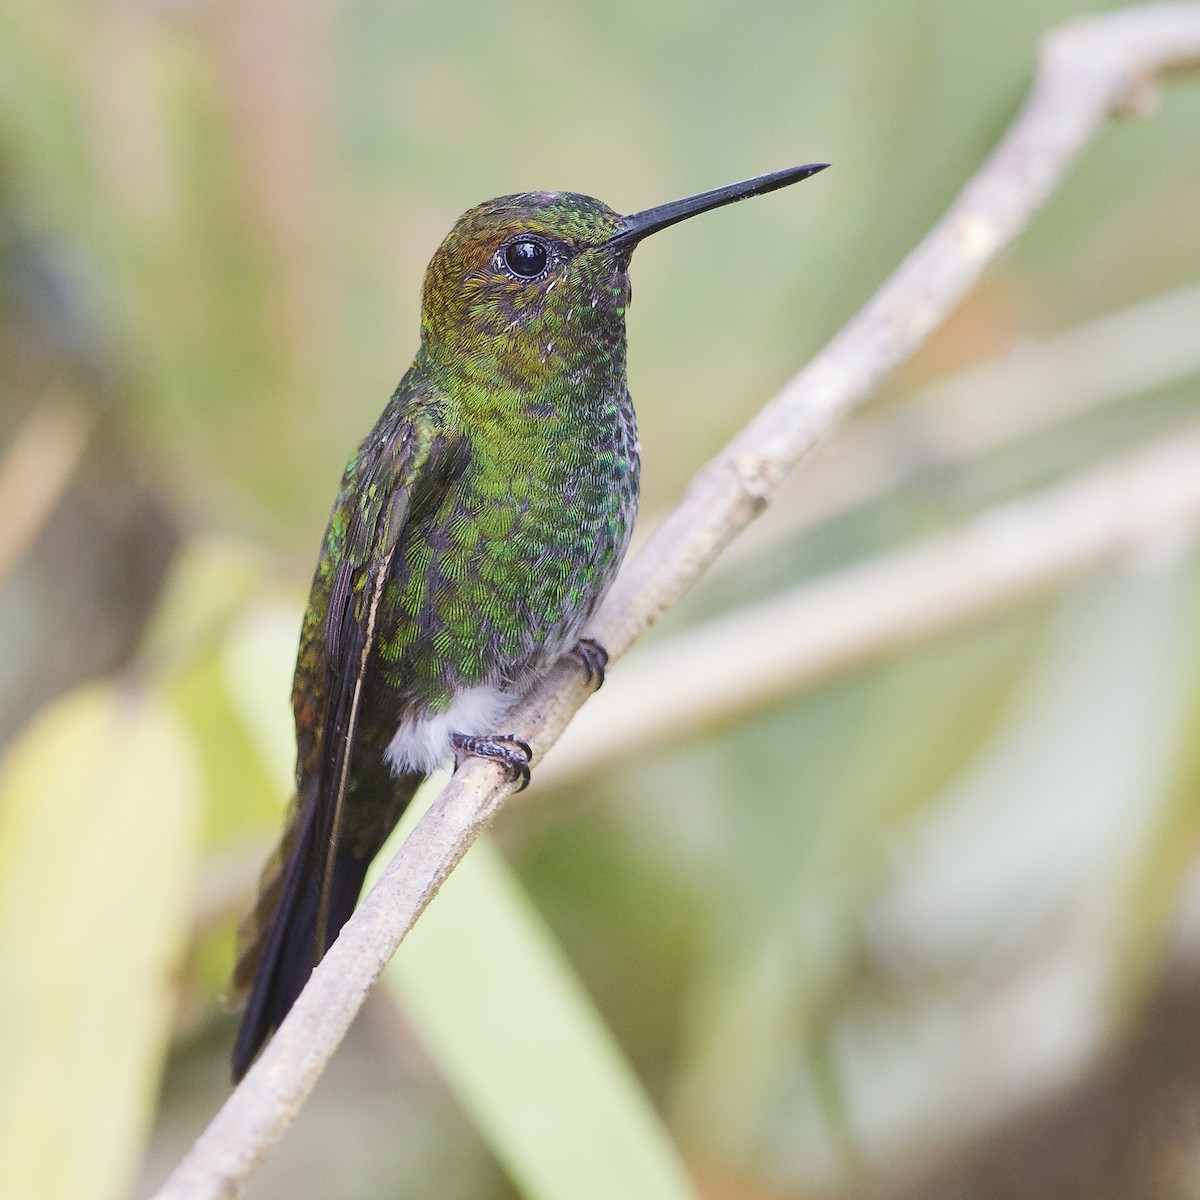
0, 683, 201, 1200
219, 600, 304, 799
374, 817, 700, 1200
138, 537, 268, 677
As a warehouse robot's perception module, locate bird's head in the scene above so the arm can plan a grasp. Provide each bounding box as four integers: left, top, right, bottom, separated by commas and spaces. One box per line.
419, 163, 830, 389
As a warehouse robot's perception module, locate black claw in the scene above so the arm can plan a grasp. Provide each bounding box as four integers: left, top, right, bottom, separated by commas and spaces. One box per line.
450, 732, 533, 792
573, 638, 609, 688
500, 735, 533, 759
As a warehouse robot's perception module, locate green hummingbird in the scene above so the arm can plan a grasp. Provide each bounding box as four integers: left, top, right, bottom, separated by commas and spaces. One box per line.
228, 161, 829, 1080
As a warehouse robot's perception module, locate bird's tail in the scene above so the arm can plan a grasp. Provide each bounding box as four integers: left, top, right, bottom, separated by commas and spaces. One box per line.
226, 771, 424, 1082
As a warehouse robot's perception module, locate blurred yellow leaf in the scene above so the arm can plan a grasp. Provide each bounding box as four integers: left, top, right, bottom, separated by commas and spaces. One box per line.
137, 537, 268, 677
0, 683, 201, 1200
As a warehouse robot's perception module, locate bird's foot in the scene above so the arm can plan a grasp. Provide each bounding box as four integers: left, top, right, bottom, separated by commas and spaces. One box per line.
450, 732, 533, 792
573, 638, 609, 688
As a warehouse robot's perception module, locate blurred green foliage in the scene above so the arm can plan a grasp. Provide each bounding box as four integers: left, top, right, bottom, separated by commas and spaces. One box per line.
1, 0, 1199, 1197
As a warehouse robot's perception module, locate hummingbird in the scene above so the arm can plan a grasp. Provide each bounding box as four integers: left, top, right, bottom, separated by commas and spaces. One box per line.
227, 161, 829, 1080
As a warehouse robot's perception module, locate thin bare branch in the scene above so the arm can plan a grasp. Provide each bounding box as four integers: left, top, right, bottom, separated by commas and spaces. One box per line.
151, 6, 1200, 1197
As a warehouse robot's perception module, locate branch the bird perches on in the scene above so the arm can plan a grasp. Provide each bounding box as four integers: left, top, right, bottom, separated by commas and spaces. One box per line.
153, 5, 1200, 1197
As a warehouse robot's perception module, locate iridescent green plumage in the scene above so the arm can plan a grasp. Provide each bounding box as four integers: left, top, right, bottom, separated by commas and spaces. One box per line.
230, 164, 828, 1080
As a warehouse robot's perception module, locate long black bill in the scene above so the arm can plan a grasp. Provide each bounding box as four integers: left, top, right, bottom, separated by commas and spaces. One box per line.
607, 161, 829, 250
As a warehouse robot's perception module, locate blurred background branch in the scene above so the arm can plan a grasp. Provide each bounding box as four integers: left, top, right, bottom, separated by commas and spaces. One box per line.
723, 280, 1200, 568
543, 423, 1200, 788
182, 419, 1200, 954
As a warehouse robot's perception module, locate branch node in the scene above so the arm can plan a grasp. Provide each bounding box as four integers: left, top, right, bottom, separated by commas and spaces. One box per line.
1115, 68, 1162, 117
731, 450, 785, 511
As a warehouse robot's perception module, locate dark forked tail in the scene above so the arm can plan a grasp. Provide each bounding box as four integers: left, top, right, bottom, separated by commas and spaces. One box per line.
227, 772, 423, 1082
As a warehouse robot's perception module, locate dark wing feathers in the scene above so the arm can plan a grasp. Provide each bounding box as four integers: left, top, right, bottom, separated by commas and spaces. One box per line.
228, 406, 469, 1079
317, 425, 468, 833
310, 422, 470, 946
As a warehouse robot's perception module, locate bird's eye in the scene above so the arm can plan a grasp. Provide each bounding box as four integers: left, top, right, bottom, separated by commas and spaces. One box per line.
502, 238, 549, 279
